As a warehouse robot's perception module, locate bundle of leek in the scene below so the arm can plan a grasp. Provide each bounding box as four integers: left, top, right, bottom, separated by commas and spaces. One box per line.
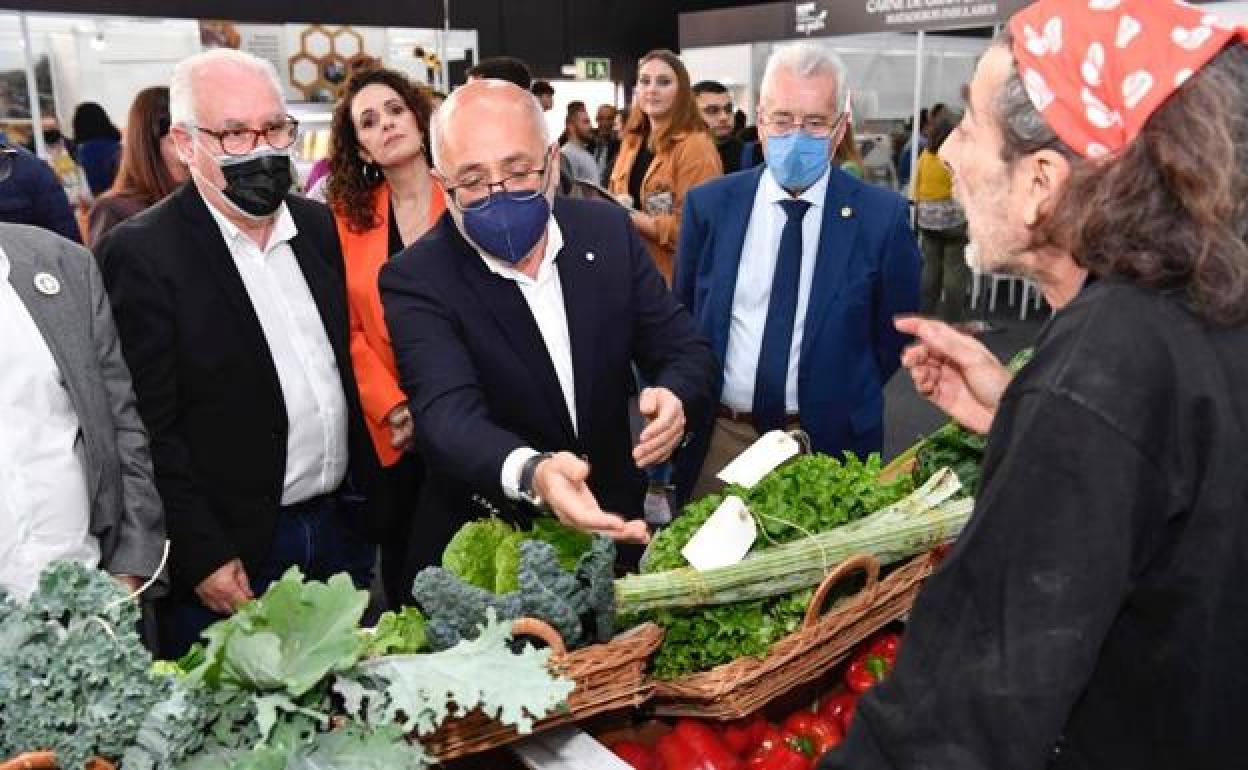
615, 469, 972, 614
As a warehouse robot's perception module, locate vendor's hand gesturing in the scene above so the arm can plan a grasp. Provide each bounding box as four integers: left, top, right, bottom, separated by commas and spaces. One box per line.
895, 316, 1012, 435
534, 452, 650, 544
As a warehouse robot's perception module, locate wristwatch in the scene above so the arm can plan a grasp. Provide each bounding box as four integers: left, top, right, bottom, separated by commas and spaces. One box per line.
518, 452, 555, 509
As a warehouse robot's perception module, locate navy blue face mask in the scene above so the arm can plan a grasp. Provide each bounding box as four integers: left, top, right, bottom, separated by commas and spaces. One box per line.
461, 189, 552, 265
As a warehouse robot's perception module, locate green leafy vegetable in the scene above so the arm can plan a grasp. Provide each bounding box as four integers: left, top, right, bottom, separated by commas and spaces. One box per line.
0, 562, 175, 769
634, 452, 916, 679
414, 536, 616, 651
441, 517, 517, 592
342, 609, 575, 737
191, 567, 368, 699
362, 606, 429, 658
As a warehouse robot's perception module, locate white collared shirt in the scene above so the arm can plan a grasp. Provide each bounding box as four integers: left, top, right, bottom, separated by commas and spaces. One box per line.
203, 199, 348, 505
0, 246, 98, 600
721, 167, 830, 413
473, 219, 577, 499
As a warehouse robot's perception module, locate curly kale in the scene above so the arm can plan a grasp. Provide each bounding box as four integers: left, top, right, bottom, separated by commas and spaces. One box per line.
0, 562, 174, 768
413, 536, 616, 651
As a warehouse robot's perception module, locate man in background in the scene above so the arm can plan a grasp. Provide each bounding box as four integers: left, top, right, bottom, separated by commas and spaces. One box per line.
0, 134, 80, 243
592, 104, 620, 183
531, 80, 555, 112
560, 101, 600, 185
466, 56, 532, 89
693, 80, 749, 174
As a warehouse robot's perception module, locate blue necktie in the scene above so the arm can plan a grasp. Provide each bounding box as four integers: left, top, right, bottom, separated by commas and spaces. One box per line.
753, 198, 811, 433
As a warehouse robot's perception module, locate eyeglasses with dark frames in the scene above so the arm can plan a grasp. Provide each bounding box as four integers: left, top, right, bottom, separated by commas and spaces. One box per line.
191, 115, 299, 157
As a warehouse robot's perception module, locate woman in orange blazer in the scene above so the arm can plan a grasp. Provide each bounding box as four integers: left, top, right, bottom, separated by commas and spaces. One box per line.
326, 67, 444, 608
609, 49, 722, 284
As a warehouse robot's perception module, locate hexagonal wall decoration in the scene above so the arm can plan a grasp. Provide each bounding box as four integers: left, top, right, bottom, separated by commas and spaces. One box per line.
288, 24, 369, 102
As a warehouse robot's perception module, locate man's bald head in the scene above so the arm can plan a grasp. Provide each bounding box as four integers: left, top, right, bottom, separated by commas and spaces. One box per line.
430, 79, 549, 176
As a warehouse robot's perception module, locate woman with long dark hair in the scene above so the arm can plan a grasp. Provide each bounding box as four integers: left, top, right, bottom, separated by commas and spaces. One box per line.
325, 66, 442, 608
609, 49, 721, 283
71, 101, 122, 197
86, 88, 187, 247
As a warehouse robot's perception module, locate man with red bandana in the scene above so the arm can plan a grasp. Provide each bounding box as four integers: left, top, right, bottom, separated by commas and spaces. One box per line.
819, 1, 1248, 768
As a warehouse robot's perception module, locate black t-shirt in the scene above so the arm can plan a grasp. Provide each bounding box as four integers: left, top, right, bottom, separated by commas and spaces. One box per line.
628, 142, 654, 211
716, 135, 745, 174
820, 279, 1248, 770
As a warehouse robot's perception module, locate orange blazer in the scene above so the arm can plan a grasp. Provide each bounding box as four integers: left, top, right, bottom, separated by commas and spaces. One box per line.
333, 183, 445, 466
608, 128, 722, 283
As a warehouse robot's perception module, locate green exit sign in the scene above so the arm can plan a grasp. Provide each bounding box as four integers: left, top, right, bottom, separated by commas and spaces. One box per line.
575, 57, 611, 81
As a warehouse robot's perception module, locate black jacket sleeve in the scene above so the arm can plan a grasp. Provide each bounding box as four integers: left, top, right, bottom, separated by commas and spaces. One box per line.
97, 228, 236, 590
820, 387, 1169, 770
379, 258, 530, 498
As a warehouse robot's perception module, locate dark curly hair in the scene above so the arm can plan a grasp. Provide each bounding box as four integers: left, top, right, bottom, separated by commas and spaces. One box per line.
997, 35, 1248, 326
326, 66, 433, 235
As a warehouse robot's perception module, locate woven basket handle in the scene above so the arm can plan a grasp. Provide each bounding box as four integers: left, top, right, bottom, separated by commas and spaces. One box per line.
510, 617, 568, 656
801, 553, 881, 629
0, 753, 116, 770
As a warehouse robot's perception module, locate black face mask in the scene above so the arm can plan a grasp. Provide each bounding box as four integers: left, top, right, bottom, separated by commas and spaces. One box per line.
219, 150, 292, 218
42, 129, 62, 145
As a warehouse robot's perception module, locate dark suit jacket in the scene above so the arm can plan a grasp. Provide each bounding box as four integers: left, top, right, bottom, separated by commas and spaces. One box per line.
379, 198, 716, 572
674, 167, 921, 489
95, 183, 378, 595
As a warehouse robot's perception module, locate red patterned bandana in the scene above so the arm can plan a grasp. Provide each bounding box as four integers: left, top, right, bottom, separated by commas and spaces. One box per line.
1009, 0, 1248, 158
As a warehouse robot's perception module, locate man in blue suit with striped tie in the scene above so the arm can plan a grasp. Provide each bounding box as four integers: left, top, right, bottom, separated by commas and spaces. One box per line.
674, 42, 921, 499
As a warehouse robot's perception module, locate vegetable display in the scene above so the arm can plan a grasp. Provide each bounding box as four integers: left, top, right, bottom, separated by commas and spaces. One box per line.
620, 453, 964, 680
606, 629, 904, 770
0, 563, 173, 769
412, 516, 613, 651
2, 562, 574, 770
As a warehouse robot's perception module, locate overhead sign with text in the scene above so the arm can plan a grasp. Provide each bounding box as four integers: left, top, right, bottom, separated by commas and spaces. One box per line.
795, 0, 1034, 36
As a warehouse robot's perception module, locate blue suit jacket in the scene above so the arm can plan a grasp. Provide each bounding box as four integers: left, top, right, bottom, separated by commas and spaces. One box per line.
673, 166, 921, 487
380, 197, 716, 574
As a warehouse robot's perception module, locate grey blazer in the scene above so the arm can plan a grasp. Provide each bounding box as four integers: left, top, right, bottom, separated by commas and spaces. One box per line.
0, 223, 166, 591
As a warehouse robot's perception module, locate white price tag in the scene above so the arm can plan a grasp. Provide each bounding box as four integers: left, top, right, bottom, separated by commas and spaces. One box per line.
716, 429, 800, 488
680, 495, 758, 571
512, 726, 634, 769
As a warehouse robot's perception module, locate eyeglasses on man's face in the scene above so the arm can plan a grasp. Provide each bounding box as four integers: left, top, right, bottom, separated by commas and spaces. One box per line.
761, 111, 842, 138
191, 115, 299, 157
443, 147, 554, 212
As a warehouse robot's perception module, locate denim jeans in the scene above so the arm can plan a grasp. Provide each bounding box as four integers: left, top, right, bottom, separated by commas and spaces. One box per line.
159, 492, 375, 659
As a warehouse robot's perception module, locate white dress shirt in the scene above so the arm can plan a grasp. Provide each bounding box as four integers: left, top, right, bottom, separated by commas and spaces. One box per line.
204, 201, 348, 505
472, 219, 577, 499
721, 167, 830, 414
0, 246, 98, 600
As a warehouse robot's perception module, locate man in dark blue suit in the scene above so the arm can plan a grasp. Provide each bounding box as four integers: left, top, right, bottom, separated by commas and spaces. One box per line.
674, 43, 921, 499
380, 80, 716, 579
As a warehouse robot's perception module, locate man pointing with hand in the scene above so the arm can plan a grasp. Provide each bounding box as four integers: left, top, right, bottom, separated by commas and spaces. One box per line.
380, 79, 715, 585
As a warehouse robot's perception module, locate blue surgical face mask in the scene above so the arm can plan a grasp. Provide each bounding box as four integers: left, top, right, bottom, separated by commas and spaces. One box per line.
766, 131, 830, 191
461, 190, 552, 265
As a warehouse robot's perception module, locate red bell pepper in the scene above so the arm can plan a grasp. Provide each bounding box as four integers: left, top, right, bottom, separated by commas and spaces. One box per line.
845, 651, 892, 693
868, 632, 901, 664
745, 740, 811, 770
668, 719, 745, 770
719, 715, 769, 756
817, 692, 859, 733
611, 740, 663, 770
782, 712, 843, 756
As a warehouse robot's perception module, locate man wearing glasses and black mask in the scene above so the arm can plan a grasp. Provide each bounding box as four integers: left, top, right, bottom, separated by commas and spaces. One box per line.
96, 48, 379, 657
379, 80, 715, 582
674, 43, 921, 500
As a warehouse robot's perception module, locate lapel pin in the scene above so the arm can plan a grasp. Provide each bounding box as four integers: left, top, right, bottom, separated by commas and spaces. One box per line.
34, 272, 61, 296
841, 206, 854, 219
585, 251, 596, 262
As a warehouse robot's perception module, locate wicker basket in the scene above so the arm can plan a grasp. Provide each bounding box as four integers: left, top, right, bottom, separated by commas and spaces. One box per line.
0, 754, 114, 770
420, 619, 663, 761
650, 550, 936, 720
